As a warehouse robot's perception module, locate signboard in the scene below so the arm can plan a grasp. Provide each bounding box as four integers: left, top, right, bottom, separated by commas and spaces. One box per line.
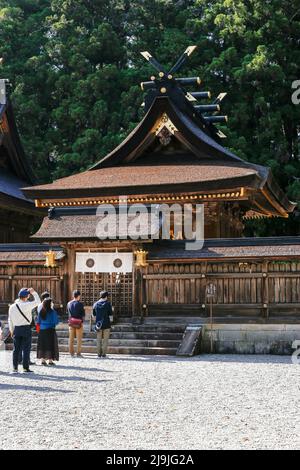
176, 325, 202, 356
75, 252, 133, 273
206, 283, 216, 298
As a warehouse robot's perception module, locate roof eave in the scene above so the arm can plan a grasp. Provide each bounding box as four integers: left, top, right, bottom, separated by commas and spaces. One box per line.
1, 100, 36, 184
22, 173, 261, 201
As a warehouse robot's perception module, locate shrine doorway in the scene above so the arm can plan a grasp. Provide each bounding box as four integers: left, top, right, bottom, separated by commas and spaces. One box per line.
76, 271, 133, 318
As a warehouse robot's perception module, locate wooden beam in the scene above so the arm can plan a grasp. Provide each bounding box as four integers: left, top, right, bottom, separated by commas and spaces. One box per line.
36, 188, 247, 208
143, 272, 300, 280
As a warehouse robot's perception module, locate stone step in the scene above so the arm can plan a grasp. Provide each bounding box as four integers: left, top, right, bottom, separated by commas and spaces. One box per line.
111, 324, 186, 333
30, 344, 178, 355
144, 316, 203, 324
31, 331, 184, 341
31, 337, 181, 348
99, 331, 184, 340
5, 321, 186, 355
30, 322, 186, 334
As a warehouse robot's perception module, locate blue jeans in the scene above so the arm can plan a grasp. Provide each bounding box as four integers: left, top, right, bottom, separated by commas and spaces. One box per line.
13, 326, 32, 370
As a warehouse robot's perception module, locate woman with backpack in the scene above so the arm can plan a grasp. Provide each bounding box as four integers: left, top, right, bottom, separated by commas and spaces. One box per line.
36, 297, 59, 366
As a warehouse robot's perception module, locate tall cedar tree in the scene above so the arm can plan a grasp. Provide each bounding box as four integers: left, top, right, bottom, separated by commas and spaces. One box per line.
0, 0, 299, 234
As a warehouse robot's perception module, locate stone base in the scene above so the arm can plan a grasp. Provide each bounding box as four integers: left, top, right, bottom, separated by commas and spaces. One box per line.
201, 324, 300, 355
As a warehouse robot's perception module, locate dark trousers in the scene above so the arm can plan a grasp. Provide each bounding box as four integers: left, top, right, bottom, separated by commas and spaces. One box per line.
13, 326, 32, 370
18, 348, 31, 364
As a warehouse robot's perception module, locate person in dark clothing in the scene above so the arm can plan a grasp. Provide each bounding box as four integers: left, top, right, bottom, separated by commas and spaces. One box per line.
92, 291, 112, 358
0, 321, 4, 349
36, 297, 59, 366
67, 290, 85, 357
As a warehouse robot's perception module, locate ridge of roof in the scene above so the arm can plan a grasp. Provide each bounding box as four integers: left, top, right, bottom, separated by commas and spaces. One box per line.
0, 99, 35, 184
89, 96, 248, 170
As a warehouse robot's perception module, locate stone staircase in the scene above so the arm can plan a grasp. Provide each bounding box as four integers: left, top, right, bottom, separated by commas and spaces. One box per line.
29, 322, 186, 355
0, 314, 7, 324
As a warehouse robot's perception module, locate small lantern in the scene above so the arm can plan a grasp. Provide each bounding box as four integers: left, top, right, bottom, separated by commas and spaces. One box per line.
44, 250, 57, 268
134, 249, 148, 267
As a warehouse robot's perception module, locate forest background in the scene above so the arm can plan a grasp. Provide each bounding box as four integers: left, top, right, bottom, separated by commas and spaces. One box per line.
0, 0, 299, 235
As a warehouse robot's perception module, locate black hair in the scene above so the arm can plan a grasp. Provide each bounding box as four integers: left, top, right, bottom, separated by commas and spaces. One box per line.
73, 290, 81, 298
40, 297, 52, 320
41, 291, 50, 301
100, 291, 109, 299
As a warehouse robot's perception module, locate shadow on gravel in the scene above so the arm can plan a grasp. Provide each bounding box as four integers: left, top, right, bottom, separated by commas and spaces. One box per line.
46, 364, 114, 373
35, 374, 113, 384
105, 354, 293, 365
0, 383, 74, 393
0, 371, 113, 384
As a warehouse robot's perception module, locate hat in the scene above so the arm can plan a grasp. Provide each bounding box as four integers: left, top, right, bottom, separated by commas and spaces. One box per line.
18, 288, 30, 298
100, 290, 109, 299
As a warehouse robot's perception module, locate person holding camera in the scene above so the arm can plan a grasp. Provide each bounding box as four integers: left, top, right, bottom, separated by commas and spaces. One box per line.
8, 287, 41, 373
92, 291, 112, 358
18, 290, 51, 366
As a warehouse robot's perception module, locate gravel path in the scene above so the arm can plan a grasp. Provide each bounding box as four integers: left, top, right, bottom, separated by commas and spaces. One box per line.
0, 351, 299, 450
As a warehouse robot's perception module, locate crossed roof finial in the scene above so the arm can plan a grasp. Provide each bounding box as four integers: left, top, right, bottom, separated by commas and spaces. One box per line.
140, 46, 228, 139
141, 45, 197, 77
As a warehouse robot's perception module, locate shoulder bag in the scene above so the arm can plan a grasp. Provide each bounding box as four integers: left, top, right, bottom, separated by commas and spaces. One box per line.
16, 304, 36, 329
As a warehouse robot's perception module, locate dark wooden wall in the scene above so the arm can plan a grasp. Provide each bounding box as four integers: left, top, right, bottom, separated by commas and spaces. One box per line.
142, 260, 300, 320
1, 256, 300, 322
0, 263, 66, 314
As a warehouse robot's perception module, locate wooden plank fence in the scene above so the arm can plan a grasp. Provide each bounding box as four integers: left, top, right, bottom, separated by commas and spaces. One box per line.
143, 260, 300, 319
0, 264, 66, 314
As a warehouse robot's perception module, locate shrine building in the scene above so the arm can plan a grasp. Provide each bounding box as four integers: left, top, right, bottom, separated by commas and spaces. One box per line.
20, 47, 300, 329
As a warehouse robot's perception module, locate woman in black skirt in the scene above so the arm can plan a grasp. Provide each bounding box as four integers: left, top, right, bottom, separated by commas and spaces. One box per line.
37, 298, 59, 366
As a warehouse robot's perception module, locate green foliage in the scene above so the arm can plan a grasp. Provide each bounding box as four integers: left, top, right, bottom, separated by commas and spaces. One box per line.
0, 0, 299, 234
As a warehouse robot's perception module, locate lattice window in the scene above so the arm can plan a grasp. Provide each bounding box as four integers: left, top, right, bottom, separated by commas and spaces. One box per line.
76, 272, 133, 317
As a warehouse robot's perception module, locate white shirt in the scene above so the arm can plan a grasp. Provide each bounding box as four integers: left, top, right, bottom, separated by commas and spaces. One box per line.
8, 292, 41, 332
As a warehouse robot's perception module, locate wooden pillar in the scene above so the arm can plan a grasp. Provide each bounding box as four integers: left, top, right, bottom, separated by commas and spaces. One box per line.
134, 266, 143, 318
262, 261, 269, 319
64, 244, 76, 302
8, 264, 17, 303
141, 265, 148, 316
132, 262, 137, 317
61, 272, 68, 311
132, 262, 148, 320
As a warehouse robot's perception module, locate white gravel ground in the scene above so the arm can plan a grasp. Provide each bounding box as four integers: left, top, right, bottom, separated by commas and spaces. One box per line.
0, 351, 299, 450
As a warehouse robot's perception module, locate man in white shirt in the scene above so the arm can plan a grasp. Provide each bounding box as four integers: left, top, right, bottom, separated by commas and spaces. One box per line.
9, 287, 41, 373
